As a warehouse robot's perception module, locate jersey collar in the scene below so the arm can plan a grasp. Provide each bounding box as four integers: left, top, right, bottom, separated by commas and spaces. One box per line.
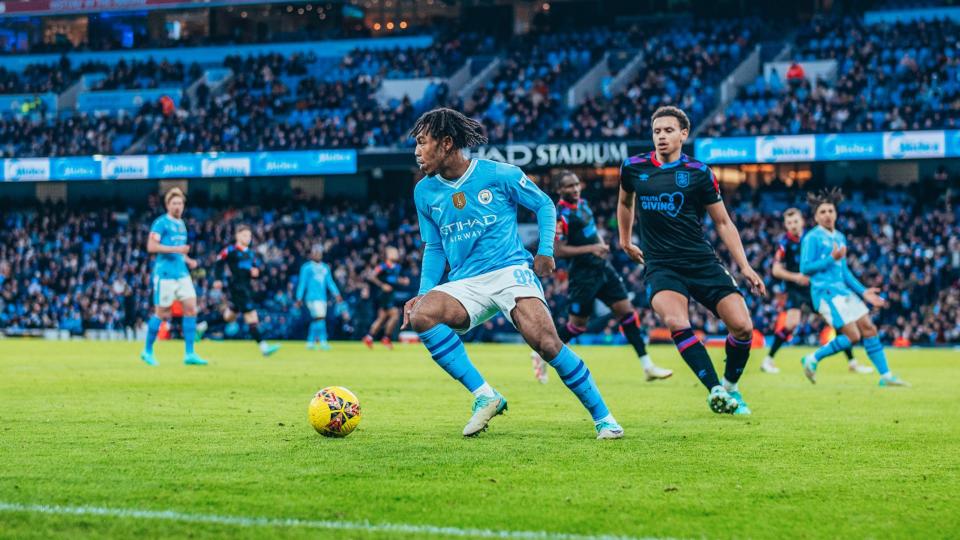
435, 159, 477, 189
786, 231, 802, 242
558, 198, 579, 210
650, 151, 688, 169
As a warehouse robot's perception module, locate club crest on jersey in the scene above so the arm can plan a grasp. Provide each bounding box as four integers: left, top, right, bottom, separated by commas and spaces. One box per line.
675, 171, 690, 188
477, 189, 493, 205
452, 192, 467, 210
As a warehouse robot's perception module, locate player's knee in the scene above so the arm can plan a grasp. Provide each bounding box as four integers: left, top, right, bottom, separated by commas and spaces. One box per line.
661, 314, 691, 332
845, 330, 862, 345
860, 319, 878, 338
729, 319, 753, 341
409, 307, 439, 334
536, 335, 564, 360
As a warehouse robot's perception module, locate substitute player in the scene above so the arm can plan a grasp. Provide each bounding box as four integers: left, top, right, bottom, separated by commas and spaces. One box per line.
799, 189, 908, 386
530, 170, 672, 384
761, 208, 868, 374
362, 246, 409, 350
140, 187, 206, 366
402, 108, 623, 439
213, 224, 280, 357
297, 245, 343, 350
618, 106, 765, 416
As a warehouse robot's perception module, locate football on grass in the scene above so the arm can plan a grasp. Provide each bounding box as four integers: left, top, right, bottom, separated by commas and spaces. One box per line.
309, 386, 362, 437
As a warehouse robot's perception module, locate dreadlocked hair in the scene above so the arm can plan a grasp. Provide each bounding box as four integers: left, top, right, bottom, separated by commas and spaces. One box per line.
409, 108, 488, 149
807, 187, 845, 213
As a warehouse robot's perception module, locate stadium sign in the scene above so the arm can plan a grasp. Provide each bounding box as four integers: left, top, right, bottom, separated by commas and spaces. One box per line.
471, 142, 632, 168
0, 150, 357, 182
696, 129, 960, 164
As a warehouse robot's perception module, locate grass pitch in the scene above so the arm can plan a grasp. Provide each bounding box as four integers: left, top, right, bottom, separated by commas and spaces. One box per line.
0, 339, 957, 539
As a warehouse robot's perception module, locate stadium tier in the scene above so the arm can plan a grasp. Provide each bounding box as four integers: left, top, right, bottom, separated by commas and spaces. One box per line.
704, 16, 960, 137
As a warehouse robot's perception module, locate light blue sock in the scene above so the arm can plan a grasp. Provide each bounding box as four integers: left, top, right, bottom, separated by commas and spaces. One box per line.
546, 345, 610, 421
183, 316, 197, 355
862, 336, 890, 375
145, 315, 162, 354
814, 334, 852, 361
306, 320, 316, 343
418, 324, 485, 392
316, 320, 328, 343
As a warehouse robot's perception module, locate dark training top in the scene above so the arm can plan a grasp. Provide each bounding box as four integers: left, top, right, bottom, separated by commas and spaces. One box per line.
556, 197, 604, 273
216, 244, 259, 288
776, 232, 806, 294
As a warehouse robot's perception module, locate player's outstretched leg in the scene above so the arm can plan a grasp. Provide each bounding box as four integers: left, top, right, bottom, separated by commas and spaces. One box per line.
763, 327, 790, 374
312, 318, 330, 350
364, 310, 386, 349
306, 317, 318, 350
409, 293, 504, 437
513, 298, 622, 439
531, 319, 587, 384
182, 300, 207, 365
140, 314, 163, 366
716, 295, 754, 415
613, 304, 672, 381
246, 312, 280, 357
381, 308, 399, 350
654, 291, 737, 414
856, 317, 909, 387
844, 346, 872, 374
801, 333, 853, 384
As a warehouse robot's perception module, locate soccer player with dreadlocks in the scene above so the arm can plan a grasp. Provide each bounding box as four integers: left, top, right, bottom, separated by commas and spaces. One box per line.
401, 108, 624, 439
799, 189, 909, 386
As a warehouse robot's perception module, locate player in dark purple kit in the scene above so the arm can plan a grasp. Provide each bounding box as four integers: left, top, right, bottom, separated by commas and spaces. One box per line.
530, 170, 672, 384
618, 106, 766, 415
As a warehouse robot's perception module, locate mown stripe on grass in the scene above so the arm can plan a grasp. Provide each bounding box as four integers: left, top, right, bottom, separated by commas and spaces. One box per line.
0, 501, 659, 540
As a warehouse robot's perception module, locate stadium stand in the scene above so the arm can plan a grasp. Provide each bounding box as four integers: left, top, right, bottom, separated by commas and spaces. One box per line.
2, 184, 957, 345
704, 16, 960, 136
554, 20, 759, 141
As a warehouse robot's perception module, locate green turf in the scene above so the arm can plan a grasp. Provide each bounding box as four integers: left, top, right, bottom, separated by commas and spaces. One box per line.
0, 340, 957, 539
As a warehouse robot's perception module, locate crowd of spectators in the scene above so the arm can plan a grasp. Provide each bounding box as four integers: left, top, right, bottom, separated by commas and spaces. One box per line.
705, 17, 960, 136
0, 61, 73, 94
0, 112, 150, 157
554, 20, 758, 141
466, 26, 646, 144
1, 182, 957, 346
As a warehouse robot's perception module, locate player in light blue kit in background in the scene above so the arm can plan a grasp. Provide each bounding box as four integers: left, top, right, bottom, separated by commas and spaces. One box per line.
401, 108, 623, 439
297, 245, 343, 350
140, 187, 207, 366
799, 189, 908, 386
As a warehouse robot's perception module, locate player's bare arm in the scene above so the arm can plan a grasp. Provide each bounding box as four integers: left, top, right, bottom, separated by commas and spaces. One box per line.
147, 233, 190, 254
706, 202, 765, 296
554, 237, 608, 259
617, 186, 643, 264
772, 260, 809, 286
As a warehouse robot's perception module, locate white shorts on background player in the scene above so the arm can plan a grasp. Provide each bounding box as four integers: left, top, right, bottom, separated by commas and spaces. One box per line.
153, 275, 196, 308
306, 300, 328, 319
432, 263, 546, 334
816, 292, 869, 328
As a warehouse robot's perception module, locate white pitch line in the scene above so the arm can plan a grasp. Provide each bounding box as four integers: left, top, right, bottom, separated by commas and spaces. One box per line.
0, 501, 660, 540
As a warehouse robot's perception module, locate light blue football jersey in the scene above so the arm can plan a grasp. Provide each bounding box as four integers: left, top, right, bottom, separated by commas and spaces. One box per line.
414, 158, 555, 283
800, 225, 866, 305
149, 214, 189, 279
297, 261, 340, 302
